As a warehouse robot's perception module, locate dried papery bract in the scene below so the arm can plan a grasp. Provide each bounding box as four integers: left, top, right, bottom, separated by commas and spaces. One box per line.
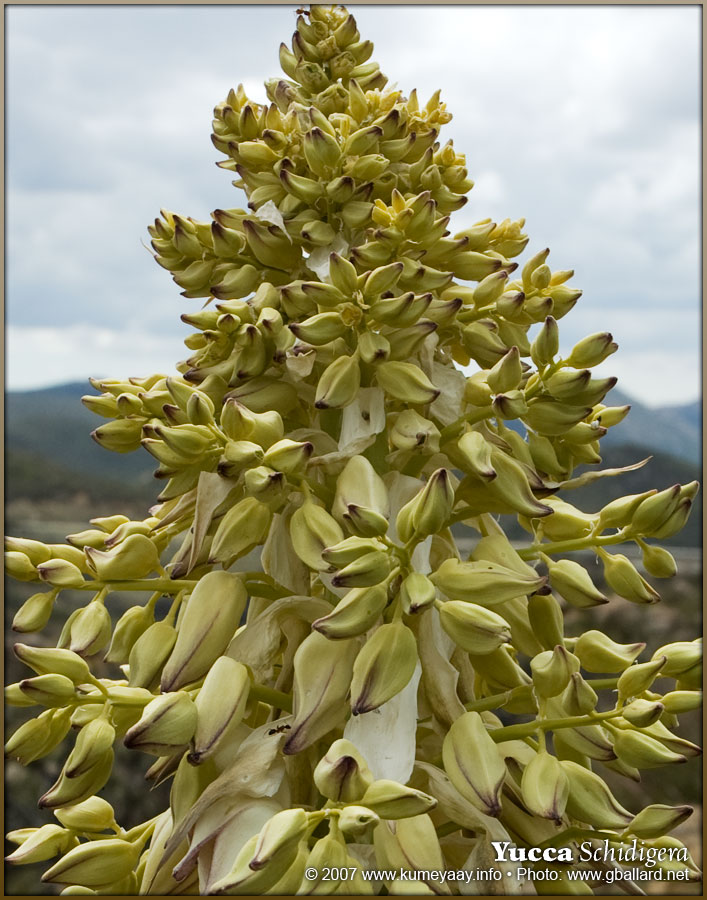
4, 5, 702, 894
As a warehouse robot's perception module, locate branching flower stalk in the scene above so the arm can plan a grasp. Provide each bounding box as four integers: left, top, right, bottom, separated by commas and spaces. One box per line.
5, 5, 702, 895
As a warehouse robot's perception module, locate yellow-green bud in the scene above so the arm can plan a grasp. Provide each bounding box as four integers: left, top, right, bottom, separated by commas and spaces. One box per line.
651, 640, 702, 678
613, 730, 686, 769
312, 584, 388, 639
376, 361, 439, 405
14, 643, 91, 684
54, 797, 116, 833
128, 621, 177, 689
530, 645, 579, 698
627, 804, 692, 839
314, 354, 361, 409
351, 621, 417, 715
124, 691, 197, 756
37, 558, 84, 589
573, 630, 645, 673
599, 550, 660, 604
161, 570, 247, 691
41, 839, 140, 889
359, 779, 436, 820
189, 656, 250, 764
622, 699, 664, 728
565, 332, 617, 368
617, 656, 666, 700
442, 711, 506, 817
438, 600, 511, 655
85, 534, 161, 581
400, 572, 436, 615
12, 590, 57, 633
313, 739, 374, 802
5, 824, 77, 866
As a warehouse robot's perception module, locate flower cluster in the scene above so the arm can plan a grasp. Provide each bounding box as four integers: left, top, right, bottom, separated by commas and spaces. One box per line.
5, 5, 701, 895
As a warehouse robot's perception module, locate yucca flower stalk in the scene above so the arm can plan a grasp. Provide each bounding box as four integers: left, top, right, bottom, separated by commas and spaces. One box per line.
5, 5, 701, 895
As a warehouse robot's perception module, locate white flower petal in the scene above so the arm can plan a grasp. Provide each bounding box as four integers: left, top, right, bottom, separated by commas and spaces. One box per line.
255, 200, 289, 237
343, 662, 421, 784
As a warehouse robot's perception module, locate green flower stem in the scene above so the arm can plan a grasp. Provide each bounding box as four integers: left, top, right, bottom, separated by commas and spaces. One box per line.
71, 578, 199, 593
465, 676, 619, 714
249, 682, 293, 712
489, 708, 623, 743
517, 529, 630, 560
440, 408, 495, 444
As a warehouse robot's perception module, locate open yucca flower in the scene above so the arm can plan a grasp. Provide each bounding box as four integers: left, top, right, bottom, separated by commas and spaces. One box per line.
4, 5, 701, 895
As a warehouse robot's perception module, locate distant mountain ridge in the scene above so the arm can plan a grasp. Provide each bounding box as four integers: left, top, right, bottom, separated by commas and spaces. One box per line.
5, 381, 701, 545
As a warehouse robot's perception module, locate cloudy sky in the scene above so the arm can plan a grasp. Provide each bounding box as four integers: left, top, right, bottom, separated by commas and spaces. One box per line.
6, 4, 700, 407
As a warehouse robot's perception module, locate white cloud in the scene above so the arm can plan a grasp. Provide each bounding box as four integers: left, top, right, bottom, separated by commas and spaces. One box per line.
6, 324, 188, 390
5, 5, 700, 406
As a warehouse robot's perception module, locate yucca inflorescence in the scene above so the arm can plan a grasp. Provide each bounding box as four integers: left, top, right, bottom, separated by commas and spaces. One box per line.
5, 5, 702, 895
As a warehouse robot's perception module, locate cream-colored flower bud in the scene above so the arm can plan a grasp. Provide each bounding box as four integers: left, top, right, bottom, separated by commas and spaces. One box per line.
622, 699, 664, 728
375, 360, 440, 405
400, 572, 436, 615
313, 739, 374, 802
627, 804, 692, 839
561, 760, 633, 829
651, 640, 702, 678
560, 673, 598, 716
209, 497, 272, 568
124, 691, 197, 756
530, 645, 579, 698
527, 593, 565, 650
189, 656, 250, 764
14, 643, 91, 684
314, 354, 361, 409
5, 824, 77, 866
68, 601, 112, 657
544, 558, 608, 608
41, 839, 140, 889
573, 630, 645, 672
565, 332, 618, 368
599, 550, 660, 604
262, 438, 314, 476
661, 690, 702, 713
128, 621, 177, 689
313, 584, 388, 639
617, 656, 666, 700
284, 632, 359, 755
351, 622, 417, 714
530, 316, 559, 367
36, 559, 84, 589
5, 552, 38, 583
12, 590, 58, 633
161, 571, 246, 691
390, 410, 440, 453
520, 750, 569, 824
54, 797, 116, 833
597, 490, 655, 530
85, 534, 161, 581
360, 780, 436, 820
613, 730, 686, 769
290, 499, 344, 572
104, 602, 154, 664
628, 485, 681, 535
250, 808, 311, 870
39, 750, 114, 809
431, 557, 544, 605
442, 711, 506, 817
438, 600, 511, 655
65, 716, 116, 778
638, 541, 677, 578
337, 805, 380, 839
